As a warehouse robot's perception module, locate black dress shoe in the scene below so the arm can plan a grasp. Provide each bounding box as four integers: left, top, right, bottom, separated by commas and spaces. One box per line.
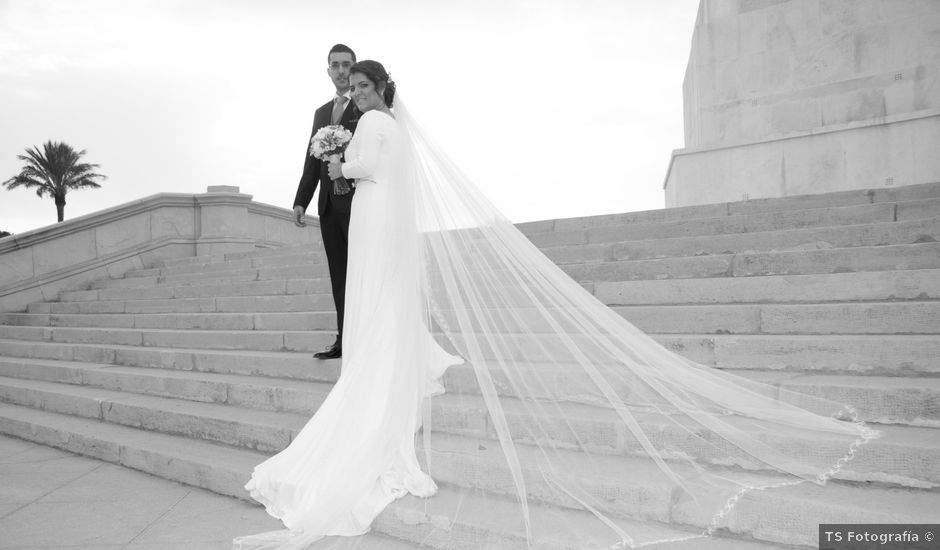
313, 342, 342, 360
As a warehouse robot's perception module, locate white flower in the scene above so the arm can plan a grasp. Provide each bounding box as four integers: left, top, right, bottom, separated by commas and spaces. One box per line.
309, 125, 353, 159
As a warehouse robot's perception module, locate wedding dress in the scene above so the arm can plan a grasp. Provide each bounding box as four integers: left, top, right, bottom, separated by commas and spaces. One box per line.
235, 110, 460, 550
234, 99, 876, 550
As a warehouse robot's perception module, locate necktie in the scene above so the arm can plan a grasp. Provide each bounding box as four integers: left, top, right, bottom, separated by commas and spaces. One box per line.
331, 95, 348, 125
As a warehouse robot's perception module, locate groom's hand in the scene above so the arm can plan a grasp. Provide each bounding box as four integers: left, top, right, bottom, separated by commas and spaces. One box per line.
293, 205, 307, 228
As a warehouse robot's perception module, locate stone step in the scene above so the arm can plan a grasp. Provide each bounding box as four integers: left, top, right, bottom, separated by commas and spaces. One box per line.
518, 203, 731, 236
429, 398, 940, 490
59, 278, 331, 303
527, 201, 913, 248
608, 301, 940, 335
0, 355, 936, 461
220, 243, 319, 261
441, 332, 940, 376
424, 445, 940, 548
3, 330, 936, 381
89, 263, 330, 290
127, 251, 328, 279
377, 486, 770, 549
152, 253, 229, 269
542, 217, 940, 264
0, 357, 334, 416
2, 323, 936, 378
0, 374, 308, 452
733, 181, 940, 214
4, 182, 935, 549
127, 257, 255, 278
2, 326, 937, 381
51, 220, 940, 301
747, 371, 940, 427
146, 213, 940, 282
35, 268, 940, 317
0, 378, 935, 549
430, 301, 940, 335
120, 190, 940, 279
116, 239, 940, 292
6, 300, 939, 334
139, 196, 940, 281
450, 331, 940, 376
450, 364, 940, 427
152, 244, 317, 269
732, 370, 940, 426
560, 241, 940, 282
52, 228, 940, 304
596, 268, 940, 305
149, 249, 326, 273
657, 334, 940, 376
0, 339, 338, 379
0, 325, 333, 351
0, 404, 793, 549
518, 181, 940, 235
414, 435, 940, 549
0, 367, 936, 502
0, 401, 266, 502
0, 311, 336, 331
28, 292, 336, 315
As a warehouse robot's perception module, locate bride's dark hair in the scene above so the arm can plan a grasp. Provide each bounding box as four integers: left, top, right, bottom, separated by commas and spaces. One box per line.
350, 60, 396, 107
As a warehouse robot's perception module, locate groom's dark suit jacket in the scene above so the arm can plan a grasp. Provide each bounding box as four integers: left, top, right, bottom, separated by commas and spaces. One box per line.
293, 98, 359, 215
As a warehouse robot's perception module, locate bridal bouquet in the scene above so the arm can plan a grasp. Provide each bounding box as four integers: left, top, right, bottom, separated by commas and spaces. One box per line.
310, 125, 354, 195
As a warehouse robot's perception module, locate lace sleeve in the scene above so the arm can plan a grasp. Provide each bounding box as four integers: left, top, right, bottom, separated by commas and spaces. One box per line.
342, 112, 386, 180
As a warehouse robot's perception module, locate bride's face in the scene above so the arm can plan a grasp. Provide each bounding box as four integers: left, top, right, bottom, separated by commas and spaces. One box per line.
350, 73, 385, 112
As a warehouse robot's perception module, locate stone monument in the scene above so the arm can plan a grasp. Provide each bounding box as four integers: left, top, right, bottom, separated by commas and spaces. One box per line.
664, 0, 940, 207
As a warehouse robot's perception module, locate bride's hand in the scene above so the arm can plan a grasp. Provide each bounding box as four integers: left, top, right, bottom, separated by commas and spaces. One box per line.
327, 161, 343, 180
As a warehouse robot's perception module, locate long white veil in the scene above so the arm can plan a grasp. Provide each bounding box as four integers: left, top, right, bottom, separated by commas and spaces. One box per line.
399, 95, 876, 547
236, 95, 876, 549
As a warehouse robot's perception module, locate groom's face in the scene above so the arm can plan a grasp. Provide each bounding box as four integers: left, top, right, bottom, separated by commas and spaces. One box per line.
327, 52, 354, 93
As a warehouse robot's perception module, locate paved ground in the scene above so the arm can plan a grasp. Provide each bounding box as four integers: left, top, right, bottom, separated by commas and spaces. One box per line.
0, 433, 282, 550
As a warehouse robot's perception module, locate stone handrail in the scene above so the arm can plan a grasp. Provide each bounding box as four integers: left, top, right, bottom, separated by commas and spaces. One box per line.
0, 186, 320, 312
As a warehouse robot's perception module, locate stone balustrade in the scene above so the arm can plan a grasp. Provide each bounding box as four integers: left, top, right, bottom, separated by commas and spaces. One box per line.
0, 186, 320, 312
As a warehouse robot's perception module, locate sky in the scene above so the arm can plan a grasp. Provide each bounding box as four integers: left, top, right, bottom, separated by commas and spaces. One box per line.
0, 0, 701, 236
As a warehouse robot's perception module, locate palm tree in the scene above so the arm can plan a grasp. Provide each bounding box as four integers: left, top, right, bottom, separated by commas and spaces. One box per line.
2, 141, 106, 222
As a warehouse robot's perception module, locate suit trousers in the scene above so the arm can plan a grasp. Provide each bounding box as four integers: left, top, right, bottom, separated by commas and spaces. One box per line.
319, 202, 351, 341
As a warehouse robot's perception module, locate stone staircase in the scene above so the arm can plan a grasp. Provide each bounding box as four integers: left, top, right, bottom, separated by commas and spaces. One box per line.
1, 182, 938, 549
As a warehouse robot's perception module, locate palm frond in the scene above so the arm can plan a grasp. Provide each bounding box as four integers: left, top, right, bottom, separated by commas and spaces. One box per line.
3, 141, 106, 223
3, 140, 106, 195
70, 180, 104, 190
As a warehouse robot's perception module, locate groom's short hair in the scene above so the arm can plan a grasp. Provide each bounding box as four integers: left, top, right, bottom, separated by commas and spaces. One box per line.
328, 44, 356, 63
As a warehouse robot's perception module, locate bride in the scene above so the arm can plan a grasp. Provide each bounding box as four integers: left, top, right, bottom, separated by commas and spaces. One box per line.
234, 60, 876, 549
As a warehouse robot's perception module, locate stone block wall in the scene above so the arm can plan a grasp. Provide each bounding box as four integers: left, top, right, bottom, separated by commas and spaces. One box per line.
684, 0, 940, 146
665, 0, 940, 207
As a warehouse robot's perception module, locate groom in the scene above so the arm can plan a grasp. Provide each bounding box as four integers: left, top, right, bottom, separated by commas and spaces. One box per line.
293, 43, 359, 360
